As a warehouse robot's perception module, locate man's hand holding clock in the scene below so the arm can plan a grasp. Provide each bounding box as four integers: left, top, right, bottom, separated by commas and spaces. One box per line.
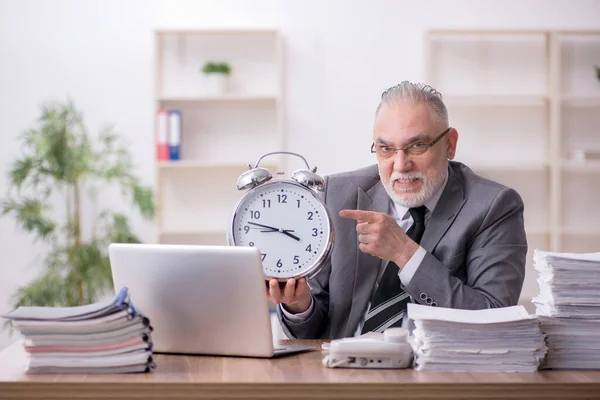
266, 277, 312, 314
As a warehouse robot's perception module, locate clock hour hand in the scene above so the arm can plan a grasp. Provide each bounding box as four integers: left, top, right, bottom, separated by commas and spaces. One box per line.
281, 230, 300, 242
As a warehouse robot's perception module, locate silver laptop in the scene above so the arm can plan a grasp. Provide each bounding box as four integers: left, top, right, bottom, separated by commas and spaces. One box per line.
108, 243, 314, 358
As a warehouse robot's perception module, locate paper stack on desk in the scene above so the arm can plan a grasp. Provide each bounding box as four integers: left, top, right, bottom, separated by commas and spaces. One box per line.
2, 287, 155, 374
533, 250, 600, 369
407, 303, 546, 372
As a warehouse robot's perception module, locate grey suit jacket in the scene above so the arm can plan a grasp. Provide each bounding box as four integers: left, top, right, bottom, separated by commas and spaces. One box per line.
278, 161, 527, 339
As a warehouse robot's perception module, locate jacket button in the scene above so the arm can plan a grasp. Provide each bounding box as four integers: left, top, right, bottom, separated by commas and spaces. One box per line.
431, 302, 438, 307
426, 297, 433, 304
420, 293, 427, 300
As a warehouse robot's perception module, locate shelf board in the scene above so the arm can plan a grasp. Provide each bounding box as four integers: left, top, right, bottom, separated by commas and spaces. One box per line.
560, 95, 600, 107
470, 163, 548, 172
560, 227, 600, 236
429, 30, 550, 36
158, 94, 279, 103
525, 227, 549, 236
158, 229, 227, 236
156, 29, 280, 36
443, 95, 547, 107
557, 30, 600, 36
560, 161, 600, 173
157, 161, 281, 170
157, 161, 250, 169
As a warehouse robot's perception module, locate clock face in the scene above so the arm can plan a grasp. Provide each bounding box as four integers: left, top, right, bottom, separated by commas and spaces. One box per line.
230, 180, 332, 280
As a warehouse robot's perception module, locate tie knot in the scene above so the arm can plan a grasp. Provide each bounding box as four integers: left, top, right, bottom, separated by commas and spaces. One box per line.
409, 206, 427, 223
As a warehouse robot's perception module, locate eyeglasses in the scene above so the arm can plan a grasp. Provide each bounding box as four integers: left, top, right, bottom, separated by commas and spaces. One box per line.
371, 127, 451, 159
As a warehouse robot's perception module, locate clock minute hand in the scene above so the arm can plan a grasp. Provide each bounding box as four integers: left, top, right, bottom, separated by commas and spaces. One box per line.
248, 221, 300, 241
258, 227, 300, 242
247, 221, 279, 232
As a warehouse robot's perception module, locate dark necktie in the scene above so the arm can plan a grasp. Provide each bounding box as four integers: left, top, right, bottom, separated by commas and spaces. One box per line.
361, 206, 427, 333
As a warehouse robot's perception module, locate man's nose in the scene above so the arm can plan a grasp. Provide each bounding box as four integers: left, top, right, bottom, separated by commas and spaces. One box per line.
393, 150, 412, 172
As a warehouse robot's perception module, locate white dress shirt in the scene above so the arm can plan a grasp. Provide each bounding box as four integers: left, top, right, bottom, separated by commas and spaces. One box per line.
282, 173, 449, 336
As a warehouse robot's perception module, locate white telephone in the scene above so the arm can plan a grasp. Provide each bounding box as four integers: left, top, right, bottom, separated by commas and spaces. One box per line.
321, 328, 413, 369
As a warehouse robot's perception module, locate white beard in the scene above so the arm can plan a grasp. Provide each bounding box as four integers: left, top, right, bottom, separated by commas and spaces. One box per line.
381, 165, 447, 208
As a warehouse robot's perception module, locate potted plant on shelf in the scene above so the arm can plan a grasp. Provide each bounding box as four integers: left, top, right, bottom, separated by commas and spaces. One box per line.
1, 100, 154, 312
201, 61, 232, 95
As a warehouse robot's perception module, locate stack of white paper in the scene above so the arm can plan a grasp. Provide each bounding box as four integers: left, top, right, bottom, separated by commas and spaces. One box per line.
533, 250, 600, 369
407, 303, 546, 372
2, 287, 155, 374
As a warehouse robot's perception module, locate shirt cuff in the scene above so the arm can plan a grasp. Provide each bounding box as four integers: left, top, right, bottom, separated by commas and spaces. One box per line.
399, 246, 426, 286
280, 297, 315, 321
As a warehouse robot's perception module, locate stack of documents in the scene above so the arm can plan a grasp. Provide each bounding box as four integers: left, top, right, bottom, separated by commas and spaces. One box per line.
407, 303, 546, 372
533, 250, 600, 369
2, 287, 155, 374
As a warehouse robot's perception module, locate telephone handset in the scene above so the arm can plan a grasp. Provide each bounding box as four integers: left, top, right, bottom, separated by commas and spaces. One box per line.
322, 328, 413, 369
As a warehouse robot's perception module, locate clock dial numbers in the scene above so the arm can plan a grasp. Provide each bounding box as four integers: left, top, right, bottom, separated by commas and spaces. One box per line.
233, 183, 330, 279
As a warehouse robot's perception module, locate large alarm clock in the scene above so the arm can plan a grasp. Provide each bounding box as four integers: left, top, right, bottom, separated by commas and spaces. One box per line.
227, 152, 334, 281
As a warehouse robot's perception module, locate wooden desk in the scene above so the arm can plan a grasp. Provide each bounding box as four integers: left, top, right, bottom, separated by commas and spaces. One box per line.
1, 340, 600, 399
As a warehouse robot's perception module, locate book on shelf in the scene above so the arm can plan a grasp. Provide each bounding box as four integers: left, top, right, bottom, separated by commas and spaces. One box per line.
2, 287, 155, 374
155, 108, 182, 162
168, 109, 182, 161
155, 109, 169, 161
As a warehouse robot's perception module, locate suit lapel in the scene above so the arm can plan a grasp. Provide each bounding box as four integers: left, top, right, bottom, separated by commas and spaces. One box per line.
420, 165, 467, 253
345, 181, 389, 336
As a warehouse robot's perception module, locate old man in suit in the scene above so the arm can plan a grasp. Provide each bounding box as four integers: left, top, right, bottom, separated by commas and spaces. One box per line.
268, 81, 527, 339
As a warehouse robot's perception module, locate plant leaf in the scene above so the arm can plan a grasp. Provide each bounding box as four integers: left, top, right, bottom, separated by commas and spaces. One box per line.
1, 197, 56, 240
2, 99, 154, 307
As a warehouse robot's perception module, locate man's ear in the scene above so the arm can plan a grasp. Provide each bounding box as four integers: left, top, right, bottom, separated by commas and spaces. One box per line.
446, 128, 458, 160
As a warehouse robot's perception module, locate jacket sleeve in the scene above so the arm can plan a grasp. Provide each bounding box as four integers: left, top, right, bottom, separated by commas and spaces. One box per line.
277, 259, 331, 339
404, 187, 527, 309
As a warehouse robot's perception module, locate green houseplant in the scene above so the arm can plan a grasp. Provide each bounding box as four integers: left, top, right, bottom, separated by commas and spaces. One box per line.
201, 61, 232, 76
201, 61, 232, 95
1, 100, 154, 309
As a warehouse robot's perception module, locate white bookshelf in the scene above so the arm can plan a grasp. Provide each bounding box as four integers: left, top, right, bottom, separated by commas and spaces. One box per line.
443, 95, 548, 107
556, 31, 600, 258
157, 95, 279, 103
425, 29, 600, 305
153, 29, 284, 245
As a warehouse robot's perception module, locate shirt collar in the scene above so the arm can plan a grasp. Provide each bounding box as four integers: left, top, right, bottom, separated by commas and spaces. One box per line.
389, 168, 449, 220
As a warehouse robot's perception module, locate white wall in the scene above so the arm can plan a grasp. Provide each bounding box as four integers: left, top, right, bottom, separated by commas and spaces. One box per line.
0, 0, 598, 349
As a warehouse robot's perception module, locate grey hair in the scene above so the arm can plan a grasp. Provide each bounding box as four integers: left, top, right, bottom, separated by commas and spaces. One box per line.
376, 81, 449, 129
